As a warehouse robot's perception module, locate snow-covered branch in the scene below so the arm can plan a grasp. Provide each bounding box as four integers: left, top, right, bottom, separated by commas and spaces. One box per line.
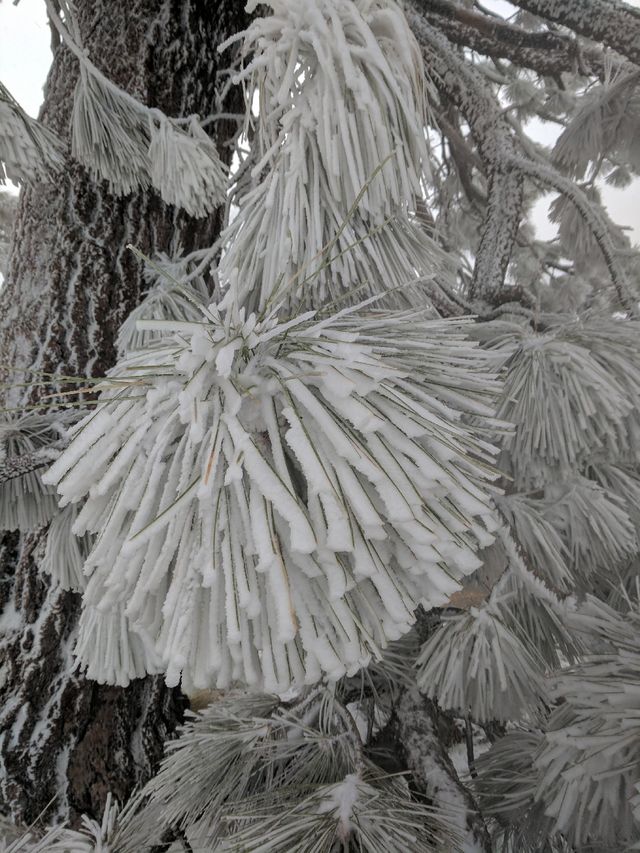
512, 0, 640, 67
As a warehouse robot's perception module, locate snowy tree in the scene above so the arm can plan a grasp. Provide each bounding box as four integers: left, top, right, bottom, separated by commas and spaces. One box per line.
1, 0, 640, 851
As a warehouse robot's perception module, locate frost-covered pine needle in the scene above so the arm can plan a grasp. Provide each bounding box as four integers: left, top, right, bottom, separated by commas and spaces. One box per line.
67, 33, 227, 211
545, 475, 638, 582
40, 503, 92, 593
493, 324, 634, 490
44, 281, 501, 692
553, 67, 640, 180
71, 68, 152, 197
219, 0, 447, 311
0, 411, 76, 532
0, 825, 67, 853
497, 493, 572, 592
117, 691, 449, 852
0, 83, 66, 185
416, 598, 547, 724
116, 253, 213, 355
475, 730, 558, 851
415, 525, 582, 720
532, 603, 640, 849
148, 116, 228, 218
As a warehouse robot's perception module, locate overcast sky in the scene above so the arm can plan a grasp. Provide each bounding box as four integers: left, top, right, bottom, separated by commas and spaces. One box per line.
0, 0, 638, 243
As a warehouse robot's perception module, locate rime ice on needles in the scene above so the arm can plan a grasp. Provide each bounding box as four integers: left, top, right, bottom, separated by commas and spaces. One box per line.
553, 67, 640, 180
532, 603, 640, 849
0, 794, 121, 852
44, 284, 501, 692
46, 793, 121, 853
71, 67, 228, 214
219, 0, 446, 311
117, 692, 449, 852
0, 411, 77, 532
116, 253, 213, 355
41, 503, 92, 593
71, 68, 151, 197
497, 493, 573, 592
416, 527, 582, 720
148, 117, 229, 218
494, 324, 634, 490
0, 825, 68, 853
227, 773, 447, 853
475, 730, 556, 851
0, 84, 65, 185
234, 0, 429, 216
545, 476, 638, 583
416, 590, 547, 723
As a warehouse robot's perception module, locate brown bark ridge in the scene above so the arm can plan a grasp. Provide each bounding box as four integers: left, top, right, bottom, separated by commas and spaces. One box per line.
0, 0, 251, 826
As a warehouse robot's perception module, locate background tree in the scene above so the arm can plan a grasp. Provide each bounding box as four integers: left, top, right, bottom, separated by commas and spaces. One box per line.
1, 0, 640, 851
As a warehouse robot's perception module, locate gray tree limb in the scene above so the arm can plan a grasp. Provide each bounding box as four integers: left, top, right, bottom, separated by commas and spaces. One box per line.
512, 0, 640, 67
414, 0, 604, 77
409, 9, 526, 303
394, 687, 492, 852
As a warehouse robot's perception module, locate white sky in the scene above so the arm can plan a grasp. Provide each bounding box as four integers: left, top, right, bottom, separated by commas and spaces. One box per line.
0, 0, 51, 117
0, 0, 638, 242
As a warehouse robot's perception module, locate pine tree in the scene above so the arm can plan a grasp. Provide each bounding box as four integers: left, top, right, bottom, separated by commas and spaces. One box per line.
1, 0, 640, 850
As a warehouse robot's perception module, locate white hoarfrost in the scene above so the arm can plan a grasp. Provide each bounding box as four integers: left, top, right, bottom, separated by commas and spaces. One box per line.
0, 83, 65, 185
43, 283, 501, 692
219, 0, 448, 312
0, 411, 76, 532
493, 324, 636, 490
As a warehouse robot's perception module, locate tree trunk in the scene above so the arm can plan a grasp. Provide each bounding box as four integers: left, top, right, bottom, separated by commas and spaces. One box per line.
0, 0, 250, 826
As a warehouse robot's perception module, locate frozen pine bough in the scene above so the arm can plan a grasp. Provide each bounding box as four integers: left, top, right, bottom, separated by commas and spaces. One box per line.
0, 794, 121, 852
7, 0, 640, 848
43, 282, 502, 692
0, 82, 65, 185
112, 691, 452, 852
0, 410, 78, 532
38, 1, 503, 696
219, 0, 452, 313
115, 250, 215, 355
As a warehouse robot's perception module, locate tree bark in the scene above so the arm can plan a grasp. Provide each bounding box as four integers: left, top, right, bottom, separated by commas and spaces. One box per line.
0, 0, 251, 826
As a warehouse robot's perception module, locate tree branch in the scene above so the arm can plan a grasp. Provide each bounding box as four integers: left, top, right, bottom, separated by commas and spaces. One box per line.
409, 9, 525, 302
410, 7, 634, 310
393, 687, 492, 851
413, 0, 606, 77
512, 0, 640, 67
514, 156, 634, 310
